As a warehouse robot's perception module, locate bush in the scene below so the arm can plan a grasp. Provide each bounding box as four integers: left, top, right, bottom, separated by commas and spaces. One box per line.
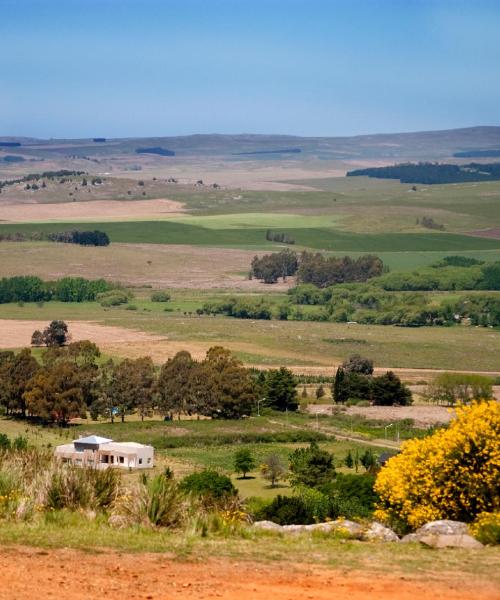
114, 474, 186, 529
179, 470, 236, 502
256, 495, 312, 525
97, 290, 130, 307
374, 400, 499, 530
320, 473, 377, 519
471, 512, 500, 545
294, 486, 330, 522
151, 291, 171, 302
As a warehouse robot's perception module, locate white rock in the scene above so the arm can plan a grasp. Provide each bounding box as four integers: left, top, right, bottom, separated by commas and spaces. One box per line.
363, 521, 399, 542
418, 534, 483, 549
253, 520, 283, 532
416, 520, 468, 536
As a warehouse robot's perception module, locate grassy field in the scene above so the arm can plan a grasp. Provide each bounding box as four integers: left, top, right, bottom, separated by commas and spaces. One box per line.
1, 220, 499, 252
1, 297, 499, 370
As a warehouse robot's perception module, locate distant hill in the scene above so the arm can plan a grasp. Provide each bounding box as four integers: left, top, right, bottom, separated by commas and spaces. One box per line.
2, 126, 500, 161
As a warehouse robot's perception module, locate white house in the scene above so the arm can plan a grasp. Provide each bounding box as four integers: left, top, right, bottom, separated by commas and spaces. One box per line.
54, 435, 154, 470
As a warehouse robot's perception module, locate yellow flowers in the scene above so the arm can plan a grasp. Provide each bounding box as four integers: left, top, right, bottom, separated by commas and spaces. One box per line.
374, 400, 500, 530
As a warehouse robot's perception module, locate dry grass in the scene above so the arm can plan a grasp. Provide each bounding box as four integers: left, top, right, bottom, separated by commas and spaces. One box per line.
0, 242, 291, 289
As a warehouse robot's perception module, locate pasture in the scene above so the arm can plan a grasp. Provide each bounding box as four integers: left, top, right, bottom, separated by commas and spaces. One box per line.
1, 299, 500, 370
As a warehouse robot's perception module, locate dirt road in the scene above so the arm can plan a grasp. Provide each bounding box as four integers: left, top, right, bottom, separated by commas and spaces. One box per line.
0, 546, 497, 600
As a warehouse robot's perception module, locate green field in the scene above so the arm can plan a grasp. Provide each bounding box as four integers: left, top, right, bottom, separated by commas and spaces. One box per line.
1, 296, 500, 371
1, 220, 499, 252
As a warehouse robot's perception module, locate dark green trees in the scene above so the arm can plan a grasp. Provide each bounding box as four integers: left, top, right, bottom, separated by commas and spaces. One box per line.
264, 367, 298, 412
289, 442, 336, 488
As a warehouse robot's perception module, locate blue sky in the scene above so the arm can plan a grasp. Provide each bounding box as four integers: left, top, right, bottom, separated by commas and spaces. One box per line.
1, 0, 499, 138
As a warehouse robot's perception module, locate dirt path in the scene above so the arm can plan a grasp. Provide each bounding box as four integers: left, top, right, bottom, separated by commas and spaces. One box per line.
0, 546, 497, 600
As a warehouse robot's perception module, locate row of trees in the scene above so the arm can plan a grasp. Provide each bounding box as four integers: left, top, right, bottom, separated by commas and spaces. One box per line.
46, 230, 110, 246
250, 250, 384, 287
0, 276, 114, 304
333, 355, 412, 406
0, 341, 299, 425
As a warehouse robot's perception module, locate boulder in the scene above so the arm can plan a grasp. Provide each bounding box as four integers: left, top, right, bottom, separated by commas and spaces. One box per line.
304, 522, 337, 533
418, 534, 483, 550
329, 519, 364, 539
253, 520, 283, 533
362, 521, 399, 542
282, 524, 307, 534
401, 533, 419, 544
416, 520, 468, 536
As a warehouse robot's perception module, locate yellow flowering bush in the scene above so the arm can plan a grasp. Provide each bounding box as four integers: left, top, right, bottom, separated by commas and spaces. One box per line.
470, 512, 500, 545
374, 400, 500, 531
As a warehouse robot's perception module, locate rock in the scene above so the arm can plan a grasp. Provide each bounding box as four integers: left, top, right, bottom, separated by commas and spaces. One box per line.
329, 519, 364, 539
418, 534, 483, 550
303, 522, 337, 533
253, 520, 283, 533
282, 524, 307, 534
416, 520, 468, 536
362, 521, 399, 542
401, 533, 419, 543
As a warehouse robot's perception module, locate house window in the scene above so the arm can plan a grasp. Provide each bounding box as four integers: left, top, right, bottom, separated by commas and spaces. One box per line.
147, 458, 151, 464
139, 458, 143, 465
119, 456, 124, 464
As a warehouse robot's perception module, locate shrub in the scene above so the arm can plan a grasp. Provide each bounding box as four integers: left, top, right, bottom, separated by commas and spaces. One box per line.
114, 474, 186, 529
151, 291, 171, 302
374, 400, 500, 530
294, 485, 330, 522
179, 470, 236, 502
234, 448, 255, 478
471, 512, 500, 545
321, 473, 377, 519
97, 290, 130, 307
257, 495, 312, 525
288, 442, 335, 488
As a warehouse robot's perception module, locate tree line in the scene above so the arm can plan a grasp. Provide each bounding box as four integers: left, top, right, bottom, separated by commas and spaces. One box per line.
0, 337, 300, 425
250, 250, 384, 286
0, 229, 110, 246
0, 276, 114, 304
347, 162, 500, 184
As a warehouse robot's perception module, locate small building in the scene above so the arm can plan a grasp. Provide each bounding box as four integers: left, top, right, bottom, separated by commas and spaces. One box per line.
54, 435, 154, 469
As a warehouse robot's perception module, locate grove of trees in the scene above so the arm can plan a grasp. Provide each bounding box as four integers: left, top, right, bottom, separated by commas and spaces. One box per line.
333, 355, 412, 406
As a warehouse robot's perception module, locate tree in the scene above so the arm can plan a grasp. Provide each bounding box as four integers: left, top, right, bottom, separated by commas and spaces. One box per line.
333, 367, 347, 404
31, 330, 44, 346
261, 454, 286, 487
315, 384, 325, 400
360, 449, 377, 473
264, 367, 298, 412
0, 348, 39, 417
39, 320, 70, 347
234, 448, 255, 479
24, 360, 86, 425
288, 442, 336, 488
105, 357, 155, 422
157, 351, 196, 419
371, 371, 412, 406
201, 346, 257, 419
301, 386, 308, 399
344, 450, 354, 469
425, 373, 493, 406
342, 354, 374, 375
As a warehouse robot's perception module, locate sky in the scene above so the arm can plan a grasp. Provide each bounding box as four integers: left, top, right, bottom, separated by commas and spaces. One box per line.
1, 0, 499, 138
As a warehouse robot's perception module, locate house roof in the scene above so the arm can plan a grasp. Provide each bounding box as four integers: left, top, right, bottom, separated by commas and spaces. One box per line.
74, 435, 113, 445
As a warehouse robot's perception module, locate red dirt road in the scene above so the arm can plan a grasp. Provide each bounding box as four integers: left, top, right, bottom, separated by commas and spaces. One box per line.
0, 547, 498, 600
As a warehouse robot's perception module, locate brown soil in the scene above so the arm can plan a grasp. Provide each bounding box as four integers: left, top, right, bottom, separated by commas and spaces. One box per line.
0, 319, 167, 349
0, 546, 496, 600
0, 198, 185, 222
